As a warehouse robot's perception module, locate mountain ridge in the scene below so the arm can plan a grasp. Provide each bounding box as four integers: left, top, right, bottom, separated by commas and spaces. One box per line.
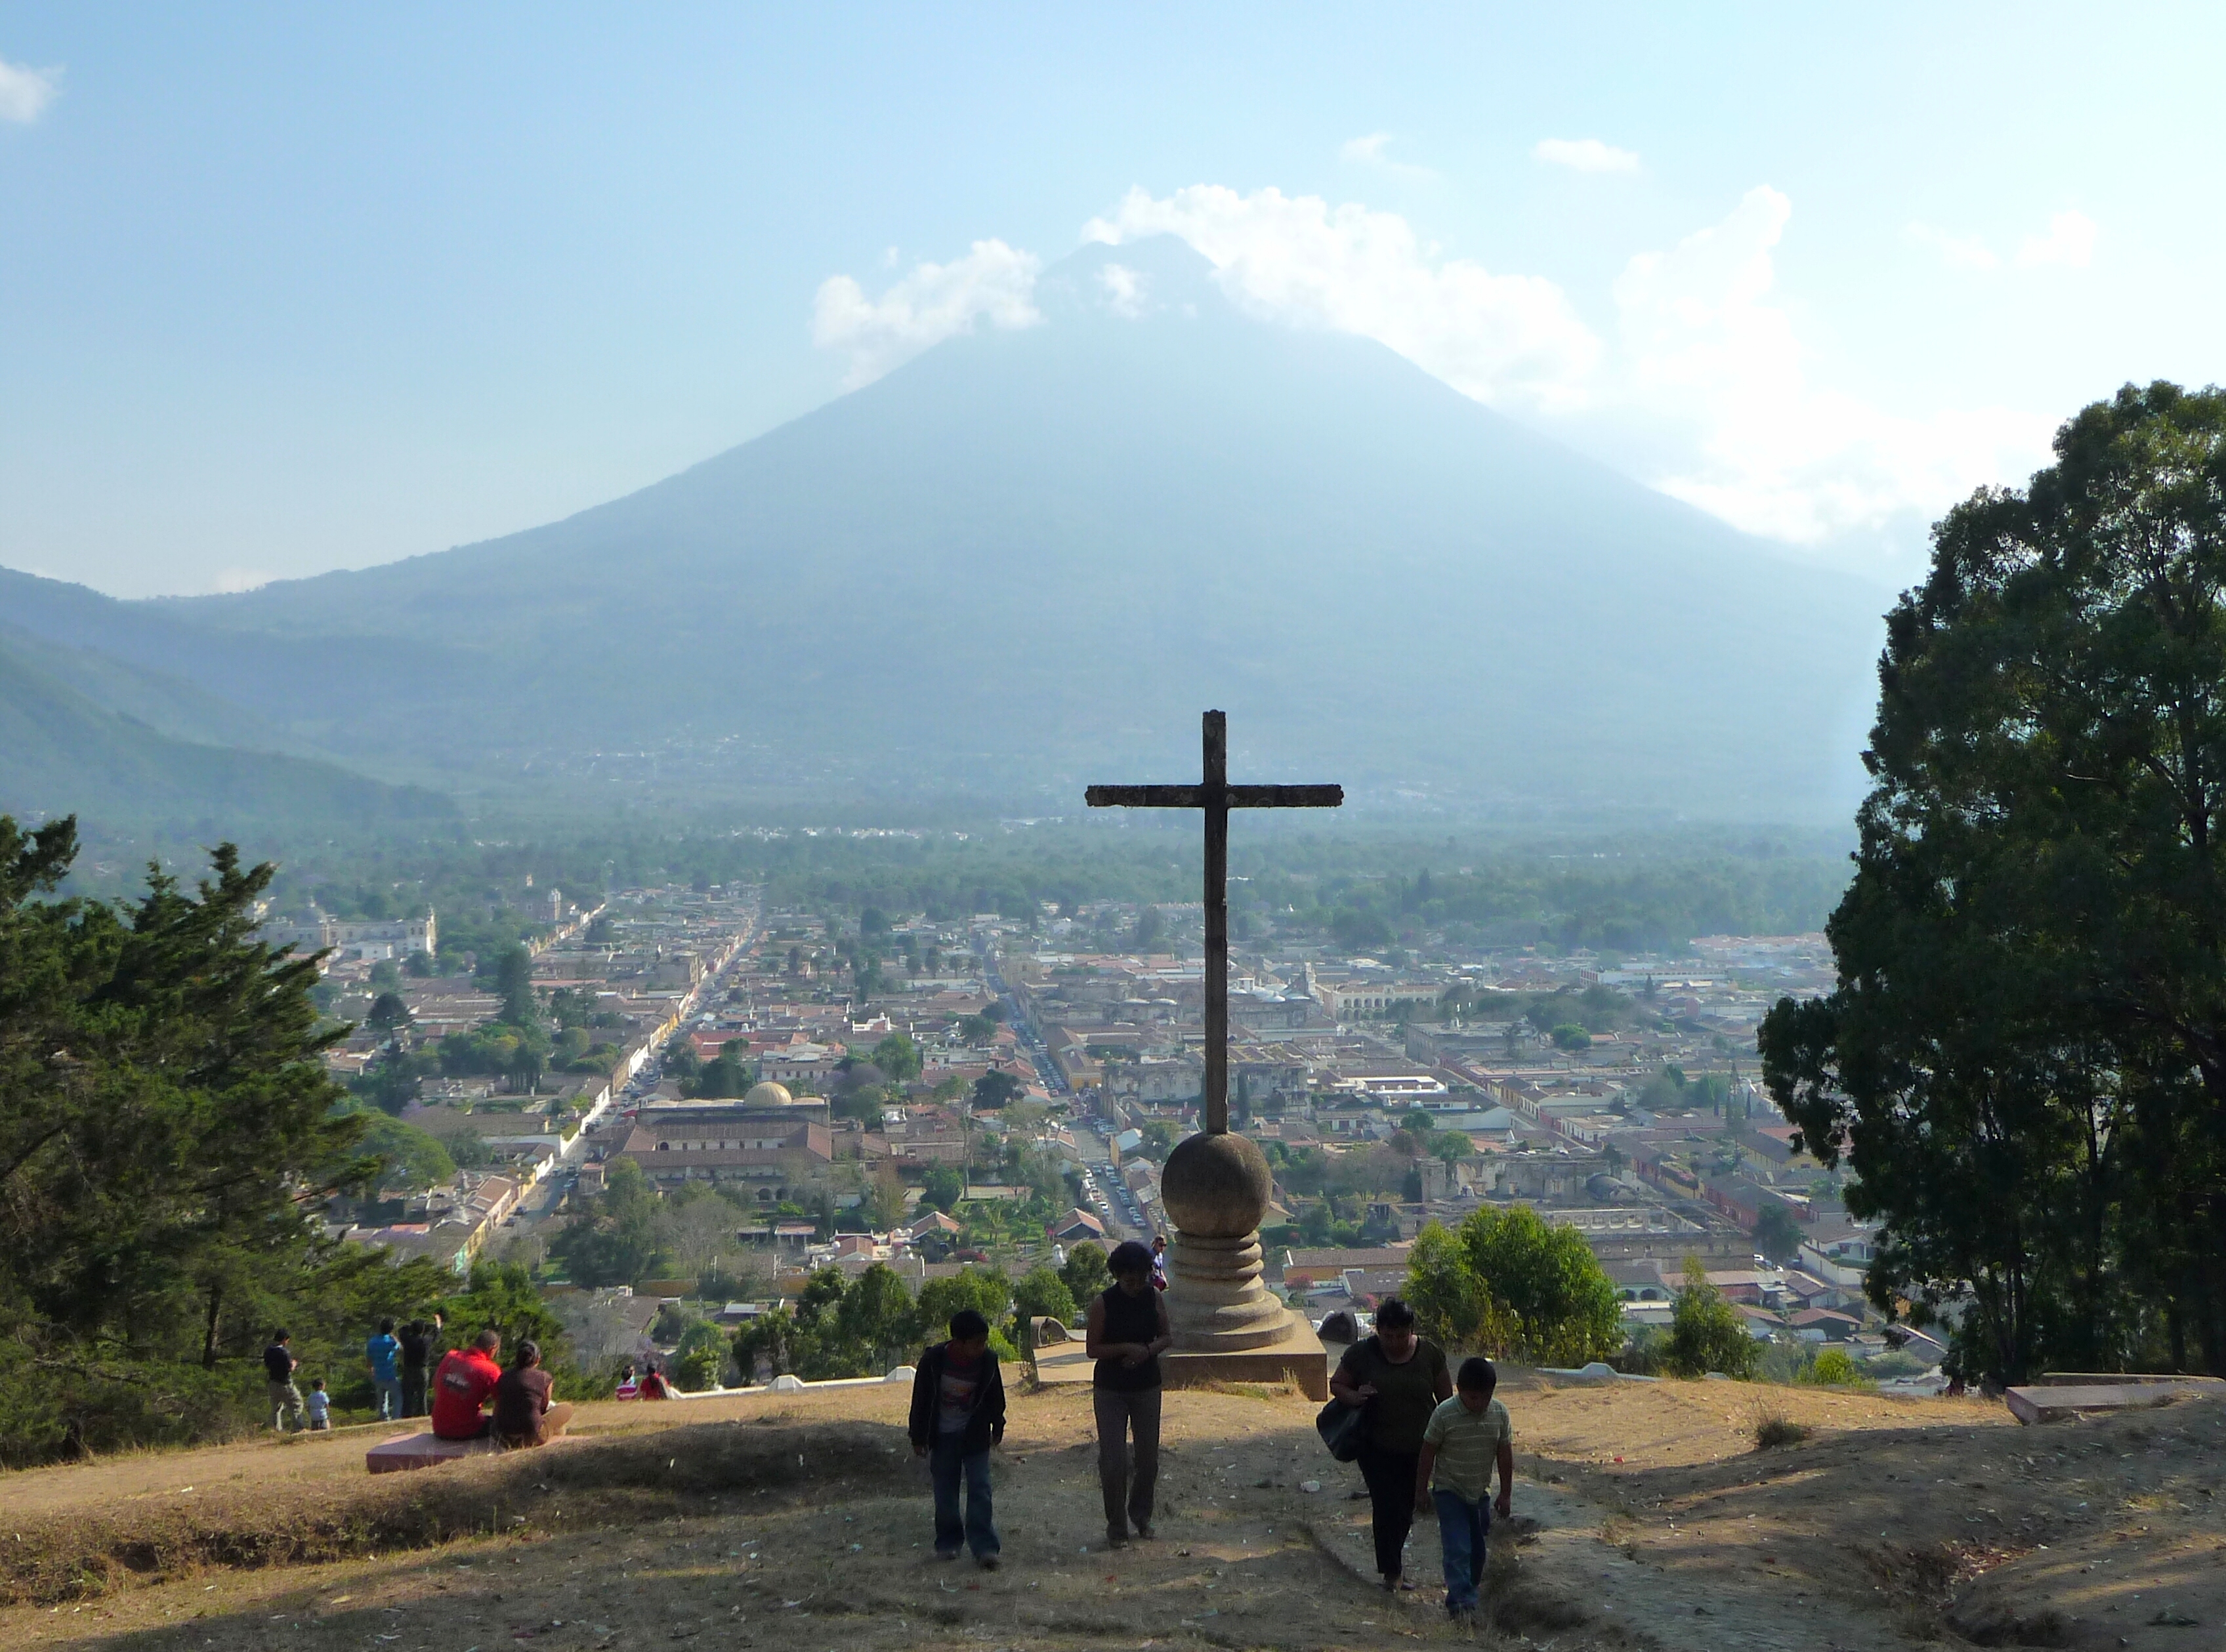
0, 633, 458, 829
1, 237, 1887, 821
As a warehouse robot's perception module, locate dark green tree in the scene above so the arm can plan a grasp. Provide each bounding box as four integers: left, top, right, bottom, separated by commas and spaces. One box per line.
921, 1163, 966, 1212
916, 1265, 1012, 1343
692, 1044, 754, 1099
492, 944, 536, 1028
1664, 1258, 1757, 1378
1761, 383, 2226, 1380
870, 1032, 923, 1083
971, 1069, 1022, 1111
673, 1320, 728, 1391
441, 1261, 570, 1359
551, 1157, 668, 1287
0, 823, 404, 1460
350, 1111, 458, 1191
1752, 1203, 1805, 1268
1400, 1206, 1620, 1365
1059, 1239, 1111, 1304
1013, 1264, 1078, 1328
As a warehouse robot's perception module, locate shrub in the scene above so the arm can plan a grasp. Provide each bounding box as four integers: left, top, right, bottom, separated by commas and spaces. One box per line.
1753, 1410, 1809, 1450
1059, 1240, 1112, 1305
1012, 1266, 1078, 1329
1404, 1208, 1622, 1365
672, 1322, 728, 1392
1666, 1258, 1759, 1378
1799, 1346, 1870, 1388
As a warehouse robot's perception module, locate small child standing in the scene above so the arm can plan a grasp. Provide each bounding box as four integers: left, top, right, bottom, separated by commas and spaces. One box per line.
907, 1308, 1006, 1569
305, 1379, 333, 1432
1414, 1356, 1513, 1623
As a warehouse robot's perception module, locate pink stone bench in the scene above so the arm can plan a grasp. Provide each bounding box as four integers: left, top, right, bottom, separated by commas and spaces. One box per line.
366, 1430, 503, 1474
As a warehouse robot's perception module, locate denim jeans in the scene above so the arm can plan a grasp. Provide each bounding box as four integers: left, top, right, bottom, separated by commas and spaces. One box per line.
928, 1439, 999, 1559
1431, 1488, 1490, 1613
373, 1377, 403, 1421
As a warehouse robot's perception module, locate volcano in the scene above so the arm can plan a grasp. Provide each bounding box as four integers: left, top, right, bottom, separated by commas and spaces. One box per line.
2, 237, 1885, 823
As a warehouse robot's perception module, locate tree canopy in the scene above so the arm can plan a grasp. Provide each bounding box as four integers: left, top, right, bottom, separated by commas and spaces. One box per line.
1665, 1258, 1757, 1378
1761, 383, 2226, 1381
0, 819, 463, 1462
971, 1070, 1022, 1111
1402, 1205, 1619, 1365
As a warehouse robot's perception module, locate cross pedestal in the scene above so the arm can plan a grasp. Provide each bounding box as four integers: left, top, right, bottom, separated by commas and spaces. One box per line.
1159, 1130, 1284, 1350
1087, 711, 1339, 1395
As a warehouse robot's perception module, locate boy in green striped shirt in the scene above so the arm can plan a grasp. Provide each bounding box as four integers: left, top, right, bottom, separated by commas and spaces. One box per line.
1413, 1355, 1513, 1622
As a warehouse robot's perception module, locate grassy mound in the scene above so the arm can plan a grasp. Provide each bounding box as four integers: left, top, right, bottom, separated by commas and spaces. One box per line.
0, 1418, 906, 1606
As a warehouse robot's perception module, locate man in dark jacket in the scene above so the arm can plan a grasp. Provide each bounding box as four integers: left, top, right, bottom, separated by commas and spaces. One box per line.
908, 1308, 1006, 1568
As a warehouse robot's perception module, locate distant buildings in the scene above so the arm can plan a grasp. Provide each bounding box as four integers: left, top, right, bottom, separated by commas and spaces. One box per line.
616, 1098, 835, 1207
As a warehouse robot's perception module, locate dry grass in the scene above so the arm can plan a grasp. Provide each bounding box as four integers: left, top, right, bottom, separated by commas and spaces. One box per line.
1194, 1378, 1300, 1401
0, 1418, 902, 1607
9, 1371, 2223, 1652
1750, 1408, 1810, 1451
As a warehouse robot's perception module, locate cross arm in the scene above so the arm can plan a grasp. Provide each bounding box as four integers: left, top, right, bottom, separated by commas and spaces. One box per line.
1227, 785, 1343, 808
1086, 785, 1208, 808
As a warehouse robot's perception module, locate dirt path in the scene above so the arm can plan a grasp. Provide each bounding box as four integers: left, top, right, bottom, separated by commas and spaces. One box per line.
2, 1374, 2217, 1651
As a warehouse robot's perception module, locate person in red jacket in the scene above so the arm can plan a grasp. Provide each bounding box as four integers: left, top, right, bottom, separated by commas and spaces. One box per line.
430, 1329, 504, 1439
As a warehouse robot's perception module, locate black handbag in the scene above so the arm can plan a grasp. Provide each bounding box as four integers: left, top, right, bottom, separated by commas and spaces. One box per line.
1315, 1395, 1368, 1461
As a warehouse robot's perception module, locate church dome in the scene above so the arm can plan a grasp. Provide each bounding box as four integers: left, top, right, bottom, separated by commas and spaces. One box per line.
744, 1081, 795, 1108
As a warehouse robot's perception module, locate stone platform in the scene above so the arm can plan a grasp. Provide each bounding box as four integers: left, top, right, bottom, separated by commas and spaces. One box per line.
2005, 1374, 2223, 1426
1034, 1311, 1330, 1401
366, 1430, 505, 1474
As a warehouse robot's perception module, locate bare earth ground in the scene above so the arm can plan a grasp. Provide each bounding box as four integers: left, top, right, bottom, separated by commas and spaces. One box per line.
2, 1371, 2221, 1651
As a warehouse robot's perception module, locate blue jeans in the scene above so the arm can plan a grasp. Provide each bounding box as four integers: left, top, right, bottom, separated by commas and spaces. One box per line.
1433, 1488, 1490, 1613
373, 1377, 403, 1420
929, 1439, 998, 1559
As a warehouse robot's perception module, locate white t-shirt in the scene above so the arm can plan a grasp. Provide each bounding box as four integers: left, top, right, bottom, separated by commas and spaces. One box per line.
936, 1357, 982, 1434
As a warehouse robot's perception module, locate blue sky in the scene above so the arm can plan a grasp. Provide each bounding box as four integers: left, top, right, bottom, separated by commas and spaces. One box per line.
4, 4, 2222, 597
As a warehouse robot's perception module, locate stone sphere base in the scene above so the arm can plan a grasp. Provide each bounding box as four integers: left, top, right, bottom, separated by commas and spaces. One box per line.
1159, 1130, 1287, 1353
1165, 1232, 1289, 1352
1160, 1130, 1271, 1239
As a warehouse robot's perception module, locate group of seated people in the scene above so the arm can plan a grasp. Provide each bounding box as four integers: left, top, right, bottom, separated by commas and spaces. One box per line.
431, 1330, 575, 1447
429, 1332, 673, 1447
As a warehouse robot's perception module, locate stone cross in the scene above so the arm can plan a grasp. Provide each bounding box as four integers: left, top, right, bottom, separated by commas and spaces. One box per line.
1087, 711, 1342, 1132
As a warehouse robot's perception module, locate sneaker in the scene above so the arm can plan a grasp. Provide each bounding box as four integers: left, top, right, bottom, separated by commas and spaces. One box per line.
976, 1554, 1001, 1571
934, 1548, 962, 1562
1133, 1522, 1154, 1540
1106, 1529, 1131, 1549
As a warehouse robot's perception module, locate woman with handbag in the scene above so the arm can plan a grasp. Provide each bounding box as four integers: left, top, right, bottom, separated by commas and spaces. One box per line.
1326, 1297, 1452, 1591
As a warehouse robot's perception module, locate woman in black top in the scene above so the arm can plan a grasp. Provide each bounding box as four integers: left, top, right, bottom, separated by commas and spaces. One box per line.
491, 1338, 574, 1449
1328, 1297, 1452, 1590
1085, 1239, 1173, 1548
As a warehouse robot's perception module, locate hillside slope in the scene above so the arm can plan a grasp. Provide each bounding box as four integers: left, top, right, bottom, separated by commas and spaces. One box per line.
4, 1374, 2214, 1651
0, 636, 456, 829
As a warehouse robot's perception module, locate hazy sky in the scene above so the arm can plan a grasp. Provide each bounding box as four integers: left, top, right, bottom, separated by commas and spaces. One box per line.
5, 5, 2223, 598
